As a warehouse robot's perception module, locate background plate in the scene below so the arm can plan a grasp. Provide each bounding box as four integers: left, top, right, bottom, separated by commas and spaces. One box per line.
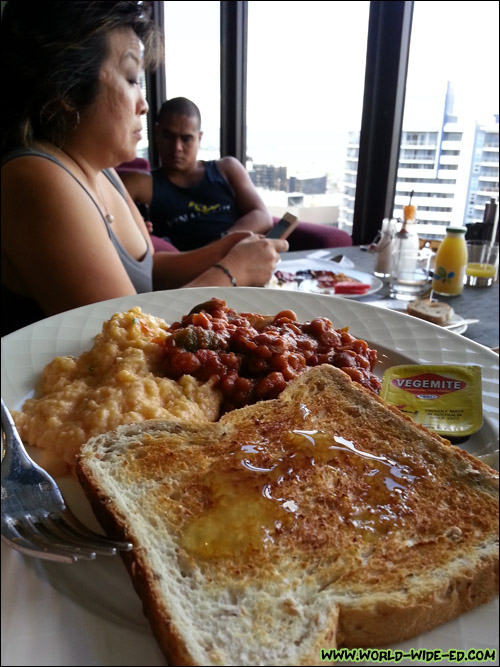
270, 258, 383, 298
2, 287, 499, 666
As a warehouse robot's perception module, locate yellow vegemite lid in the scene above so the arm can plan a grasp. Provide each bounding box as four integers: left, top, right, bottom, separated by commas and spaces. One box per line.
380, 364, 482, 439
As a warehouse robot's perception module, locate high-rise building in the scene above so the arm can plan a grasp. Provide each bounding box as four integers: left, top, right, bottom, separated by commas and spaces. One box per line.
249, 164, 288, 191
464, 117, 499, 226
339, 85, 499, 239
248, 165, 328, 197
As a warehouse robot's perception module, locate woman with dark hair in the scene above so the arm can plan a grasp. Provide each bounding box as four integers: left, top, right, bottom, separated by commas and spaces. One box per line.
1, 1, 287, 336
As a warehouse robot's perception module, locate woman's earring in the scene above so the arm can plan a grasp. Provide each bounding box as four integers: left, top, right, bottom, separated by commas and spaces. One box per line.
73, 111, 81, 130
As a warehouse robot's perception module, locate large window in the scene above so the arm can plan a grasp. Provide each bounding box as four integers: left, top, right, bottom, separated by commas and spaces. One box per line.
246, 1, 370, 225
155, 1, 498, 243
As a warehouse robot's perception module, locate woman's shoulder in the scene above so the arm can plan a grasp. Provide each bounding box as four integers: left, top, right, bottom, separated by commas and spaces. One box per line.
2, 146, 72, 185
2, 145, 100, 230
3, 144, 63, 165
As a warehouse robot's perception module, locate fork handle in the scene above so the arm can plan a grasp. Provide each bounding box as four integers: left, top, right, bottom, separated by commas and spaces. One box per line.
1, 398, 25, 466
1, 398, 44, 476
1, 398, 17, 440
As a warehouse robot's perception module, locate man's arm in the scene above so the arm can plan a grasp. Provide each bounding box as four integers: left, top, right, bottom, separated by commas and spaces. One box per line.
118, 171, 153, 208
217, 156, 273, 235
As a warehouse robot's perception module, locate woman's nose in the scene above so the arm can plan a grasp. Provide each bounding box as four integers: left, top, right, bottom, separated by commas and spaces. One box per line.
138, 87, 149, 116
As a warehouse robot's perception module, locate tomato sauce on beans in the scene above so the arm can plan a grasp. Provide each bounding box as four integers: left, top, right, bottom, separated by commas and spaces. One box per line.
161, 298, 380, 414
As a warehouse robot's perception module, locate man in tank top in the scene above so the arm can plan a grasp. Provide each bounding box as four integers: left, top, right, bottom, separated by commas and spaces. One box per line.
119, 97, 273, 251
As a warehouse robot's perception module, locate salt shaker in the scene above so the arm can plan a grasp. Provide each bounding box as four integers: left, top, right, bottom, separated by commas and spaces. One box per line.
389, 208, 420, 291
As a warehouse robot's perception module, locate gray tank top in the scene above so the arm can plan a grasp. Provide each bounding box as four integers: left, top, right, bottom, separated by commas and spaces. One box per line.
2, 148, 153, 293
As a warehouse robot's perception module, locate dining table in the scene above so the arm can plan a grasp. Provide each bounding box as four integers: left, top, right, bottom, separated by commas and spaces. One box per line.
280, 245, 499, 350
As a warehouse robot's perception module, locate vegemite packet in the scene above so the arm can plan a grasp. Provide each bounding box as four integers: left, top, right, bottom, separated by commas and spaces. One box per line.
380, 365, 482, 440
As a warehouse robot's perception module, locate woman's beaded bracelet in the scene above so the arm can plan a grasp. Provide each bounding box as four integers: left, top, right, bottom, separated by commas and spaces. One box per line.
213, 263, 237, 287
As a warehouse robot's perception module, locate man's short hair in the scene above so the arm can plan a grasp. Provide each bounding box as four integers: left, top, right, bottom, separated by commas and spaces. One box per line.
156, 97, 202, 129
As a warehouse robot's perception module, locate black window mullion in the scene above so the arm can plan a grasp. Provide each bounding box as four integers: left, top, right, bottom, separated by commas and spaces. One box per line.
144, 1, 166, 169
220, 0, 247, 163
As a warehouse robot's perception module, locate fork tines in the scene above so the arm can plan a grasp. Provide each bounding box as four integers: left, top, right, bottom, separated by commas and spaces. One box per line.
2, 509, 132, 563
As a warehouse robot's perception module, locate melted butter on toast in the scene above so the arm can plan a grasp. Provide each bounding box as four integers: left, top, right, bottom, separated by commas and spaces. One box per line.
180, 429, 423, 560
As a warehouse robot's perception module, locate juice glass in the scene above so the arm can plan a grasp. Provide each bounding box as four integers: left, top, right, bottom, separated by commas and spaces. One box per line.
465, 242, 499, 288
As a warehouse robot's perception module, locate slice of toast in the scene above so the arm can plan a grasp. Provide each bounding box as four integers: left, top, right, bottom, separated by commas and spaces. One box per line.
407, 298, 454, 325
76, 365, 499, 666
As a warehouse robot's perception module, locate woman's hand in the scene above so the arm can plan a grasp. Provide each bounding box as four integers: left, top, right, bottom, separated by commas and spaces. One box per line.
153, 231, 287, 290
219, 236, 289, 286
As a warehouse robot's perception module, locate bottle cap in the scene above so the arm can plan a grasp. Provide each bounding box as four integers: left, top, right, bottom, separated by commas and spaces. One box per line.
445, 226, 466, 234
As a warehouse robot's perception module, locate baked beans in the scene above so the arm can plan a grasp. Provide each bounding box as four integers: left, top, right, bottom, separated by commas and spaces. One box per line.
161, 298, 380, 413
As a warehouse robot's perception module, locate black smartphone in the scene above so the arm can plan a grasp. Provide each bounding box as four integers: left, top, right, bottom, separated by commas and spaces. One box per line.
266, 212, 299, 239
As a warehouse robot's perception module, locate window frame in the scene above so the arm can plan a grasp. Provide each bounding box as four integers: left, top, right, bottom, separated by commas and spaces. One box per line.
144, 0, 166, 169
353, 1, 413, 244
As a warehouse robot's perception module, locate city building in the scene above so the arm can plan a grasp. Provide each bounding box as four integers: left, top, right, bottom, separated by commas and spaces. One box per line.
248, 164, 288, 191
339, 85, 499, 240
248, 164, 328, 197
464, 117, 499, 226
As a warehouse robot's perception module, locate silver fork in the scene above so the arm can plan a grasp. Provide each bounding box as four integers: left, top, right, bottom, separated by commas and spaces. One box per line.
1, 399, 132, 563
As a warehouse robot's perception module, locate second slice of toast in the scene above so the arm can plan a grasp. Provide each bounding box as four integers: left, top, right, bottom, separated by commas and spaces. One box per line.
77, 365, 499, 666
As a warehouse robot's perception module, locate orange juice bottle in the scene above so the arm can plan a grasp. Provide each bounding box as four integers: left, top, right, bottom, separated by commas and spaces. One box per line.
432, 227, 467, 296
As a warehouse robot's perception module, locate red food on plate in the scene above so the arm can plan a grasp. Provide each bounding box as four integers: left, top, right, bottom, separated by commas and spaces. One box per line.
333, 281, 371, 295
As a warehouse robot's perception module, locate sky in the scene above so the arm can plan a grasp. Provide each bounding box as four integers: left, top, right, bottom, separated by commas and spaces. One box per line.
404, 1, 499, 125
163, 1, 499, 172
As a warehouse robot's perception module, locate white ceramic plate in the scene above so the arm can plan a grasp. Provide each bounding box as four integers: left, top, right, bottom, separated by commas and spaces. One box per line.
425, 312, 468, 335
2, 287, 499, 667
270, 258, 383, 298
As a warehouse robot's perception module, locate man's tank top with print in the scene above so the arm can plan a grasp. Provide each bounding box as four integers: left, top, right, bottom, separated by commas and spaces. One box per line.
150, 160, 239, 251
